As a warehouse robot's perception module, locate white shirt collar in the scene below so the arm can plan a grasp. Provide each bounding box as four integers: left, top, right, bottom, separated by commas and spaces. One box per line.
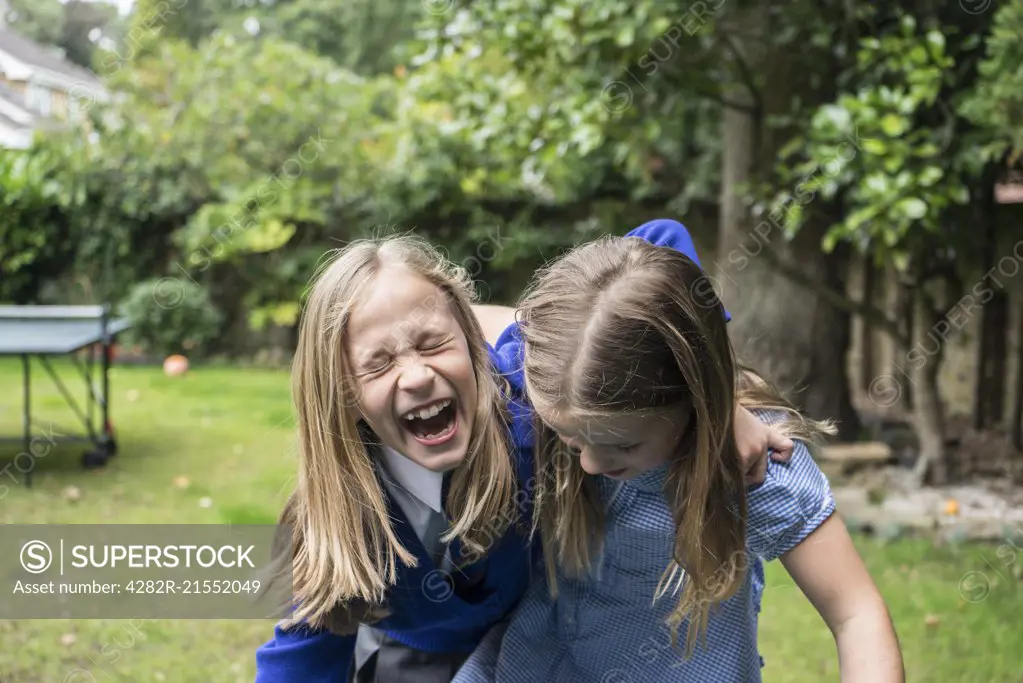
380, 446, 444, 514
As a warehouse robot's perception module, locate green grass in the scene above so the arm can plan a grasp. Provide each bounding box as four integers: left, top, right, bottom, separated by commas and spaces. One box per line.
0, 358, 1020, 682
760, 538, 1023, 683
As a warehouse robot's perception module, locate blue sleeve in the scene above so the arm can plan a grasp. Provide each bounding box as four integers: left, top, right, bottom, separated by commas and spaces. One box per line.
254, 622, 356, 683
487, 322, 538, 532
486, 322, 527, 400
625, 219, 732, 322
743, 413, 836, 562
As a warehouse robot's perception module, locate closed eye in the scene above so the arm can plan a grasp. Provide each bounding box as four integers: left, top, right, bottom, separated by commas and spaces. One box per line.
419, 337, 450, 352
359, 357, 392, 375
616, 444, 641, 453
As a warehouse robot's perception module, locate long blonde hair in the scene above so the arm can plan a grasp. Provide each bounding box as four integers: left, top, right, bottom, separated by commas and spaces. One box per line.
518, 235, 834, 655
278, 234, 518, 632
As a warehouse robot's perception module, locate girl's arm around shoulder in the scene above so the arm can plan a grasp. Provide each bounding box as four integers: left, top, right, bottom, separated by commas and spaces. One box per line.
473, 306, 527, 402
254, 621, 357, 683
734, 404, 795, 485
781, 516, 905, 682
471, 305, 517, 348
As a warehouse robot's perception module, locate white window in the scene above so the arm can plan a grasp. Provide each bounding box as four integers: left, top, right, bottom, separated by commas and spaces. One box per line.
25, 81, 51, 116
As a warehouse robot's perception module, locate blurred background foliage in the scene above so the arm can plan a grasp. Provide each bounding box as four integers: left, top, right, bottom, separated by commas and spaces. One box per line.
3, 0, 1023, 484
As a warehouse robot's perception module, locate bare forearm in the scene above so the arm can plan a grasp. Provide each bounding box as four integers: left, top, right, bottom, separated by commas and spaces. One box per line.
833, 600, 904, 683
781, 516, 905, 683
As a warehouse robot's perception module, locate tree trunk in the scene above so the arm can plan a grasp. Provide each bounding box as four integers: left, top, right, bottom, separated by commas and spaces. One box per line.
910, 288, 947, 485
859, 256, 876, 394
715, 2, 860, 440
975, 291, 1009, 429
1011, 295, 1023, 463
892, 278, 915, 411
973, 195, 1008, 430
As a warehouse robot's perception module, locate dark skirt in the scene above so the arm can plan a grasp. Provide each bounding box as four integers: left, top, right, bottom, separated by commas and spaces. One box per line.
351, 624, 471, 683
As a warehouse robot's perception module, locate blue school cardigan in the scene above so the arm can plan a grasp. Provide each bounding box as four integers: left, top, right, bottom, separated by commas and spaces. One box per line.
253, 219, 711, 682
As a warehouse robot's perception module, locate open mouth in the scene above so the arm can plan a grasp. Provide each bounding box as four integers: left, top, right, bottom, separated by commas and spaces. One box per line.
401, 399, 458, 445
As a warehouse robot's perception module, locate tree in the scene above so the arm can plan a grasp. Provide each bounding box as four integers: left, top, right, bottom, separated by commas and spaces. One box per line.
961, 1, 1023, 162
87, 27, 395, 331
961, 0, 1023, 460
2, 0, 64, 48
61, 0, 120, 69
711, 0, 863, 440
7, 0, 1021, 479
258, 0, 419, 74
762, 7, 1011, 484
0, 143, 84, 303
124, 0, 230, 49
127, 0, 420, 74
405, 0, 863, 436
1, 0, 117, 70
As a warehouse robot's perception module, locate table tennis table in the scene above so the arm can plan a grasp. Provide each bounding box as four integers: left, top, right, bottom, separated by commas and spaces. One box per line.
0, 305, 130, 486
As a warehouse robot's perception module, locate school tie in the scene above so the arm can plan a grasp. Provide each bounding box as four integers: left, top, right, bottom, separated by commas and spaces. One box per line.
422, 505, 451, 569
440, 473, 488, 595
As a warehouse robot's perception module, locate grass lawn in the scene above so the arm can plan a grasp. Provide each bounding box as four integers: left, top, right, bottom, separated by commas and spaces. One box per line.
0, 357, 1020, 682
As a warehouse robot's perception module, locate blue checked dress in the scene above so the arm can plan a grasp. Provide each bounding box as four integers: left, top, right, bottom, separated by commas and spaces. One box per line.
452, 428, 836, 683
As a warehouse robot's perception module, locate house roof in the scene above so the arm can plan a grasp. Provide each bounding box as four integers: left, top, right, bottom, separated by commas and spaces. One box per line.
0, 107, 30, 130
0, 27, 103, 88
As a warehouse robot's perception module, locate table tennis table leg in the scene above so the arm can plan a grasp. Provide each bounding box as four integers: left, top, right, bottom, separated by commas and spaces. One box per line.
100, 305, 116, 456
102, 327, 112, 452
21, 354, 31, 488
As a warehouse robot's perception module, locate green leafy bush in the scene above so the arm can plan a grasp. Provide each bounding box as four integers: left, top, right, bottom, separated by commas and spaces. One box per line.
118, 279, 223, 358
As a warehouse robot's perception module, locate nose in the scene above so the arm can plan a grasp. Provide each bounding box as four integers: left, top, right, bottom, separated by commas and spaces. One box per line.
396, 358, 436, 392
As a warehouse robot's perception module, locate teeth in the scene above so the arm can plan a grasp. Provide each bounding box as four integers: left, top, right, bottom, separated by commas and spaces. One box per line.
403, 399, 451, 421
420, 425, 452, 441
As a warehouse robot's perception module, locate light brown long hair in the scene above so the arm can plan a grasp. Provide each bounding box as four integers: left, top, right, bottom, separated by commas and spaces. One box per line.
277, 234, 518, 633
518, 235, 834, 655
